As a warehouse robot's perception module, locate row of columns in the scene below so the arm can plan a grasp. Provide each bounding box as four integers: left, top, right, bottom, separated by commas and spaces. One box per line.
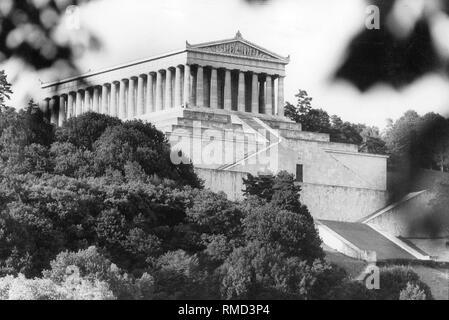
43, 64, 285, 126
192, 66, 284, 116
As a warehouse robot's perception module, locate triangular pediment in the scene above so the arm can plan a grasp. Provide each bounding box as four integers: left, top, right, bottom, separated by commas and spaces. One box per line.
187, 32, 289, 63
195, 41, 278, 60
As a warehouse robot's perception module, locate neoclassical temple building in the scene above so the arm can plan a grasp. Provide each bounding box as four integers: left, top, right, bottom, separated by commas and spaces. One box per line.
42, 31, 288, 126
43, 33, 443, 263
42, 32, 389, 224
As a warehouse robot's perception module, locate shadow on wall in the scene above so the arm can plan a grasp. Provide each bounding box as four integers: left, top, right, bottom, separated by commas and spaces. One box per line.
379, 172, 449, 238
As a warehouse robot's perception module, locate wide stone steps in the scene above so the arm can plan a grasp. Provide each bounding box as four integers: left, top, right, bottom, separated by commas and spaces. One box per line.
163, 108, 294, 171
176, 117, 243, 130
169, 124, 257, 140
182, 109, 231, 123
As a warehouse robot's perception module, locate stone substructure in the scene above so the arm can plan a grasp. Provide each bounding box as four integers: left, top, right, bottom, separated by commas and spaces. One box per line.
145, 106, 389, 222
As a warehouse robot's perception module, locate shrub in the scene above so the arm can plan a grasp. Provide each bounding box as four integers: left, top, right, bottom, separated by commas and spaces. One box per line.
374, 266, 433, 300
0, 272, 115, 300
186, 190, 243, 237
43, 247, 154, 300
242, 204, 323, 261
93, 121, 201, 187
219, 241, 334, 300
399, 282, 427, 300
152, 250, 212, 300
324, 280, 373, 300
55, 112, 121, 150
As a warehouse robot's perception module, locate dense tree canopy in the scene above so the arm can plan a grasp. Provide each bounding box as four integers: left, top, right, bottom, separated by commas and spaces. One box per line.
0, 106, 203, 277
285, 90, 387, 155
0, 0, 98, 72
384, 110, 449, 173
285, 90, 449, 175
0, 71, 12, 109
0, 71, 435, 299
0, 101, 358, 300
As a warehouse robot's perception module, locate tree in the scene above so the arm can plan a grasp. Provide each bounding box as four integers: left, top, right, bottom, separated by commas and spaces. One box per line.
242, 174, 275, 202
285, 90, 331, 133
399, 282, 427, 300
0, 71, 12, 109
285, 90, 387, 151
49, 142, 94, 177
186, 190, 243, 238
425, 183, 449, 237
241, 171, 322, 261
419, 113, 449, 172
243, 171, 313, 221
284, 89, 313, 124
384, 110, 449, 173
0, 98, 435, 300
43, 246, 154, 300
384, 110, 421, 170
359, 136, 388, 155
55, 112, 121, 150
219, 241, 338, 300
93, 121, 201, 187
371, 266, 433, 300
242, 204, 322, 261
270, 171, 312, 219
0, 1, 99, 72
151, 250, 213, 300
0, 102, 54, 175
0, 102, 53, 147
329, 115, 363, 145
0, 273, 115, 300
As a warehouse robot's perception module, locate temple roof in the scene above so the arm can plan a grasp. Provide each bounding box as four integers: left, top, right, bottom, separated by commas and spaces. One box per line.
186, 31, 290, 64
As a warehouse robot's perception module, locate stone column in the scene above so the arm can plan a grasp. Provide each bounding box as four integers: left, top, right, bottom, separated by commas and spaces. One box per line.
93, 87, 100, 113
196, 66, 204, 107
42, 99, 50, 121
155, 71, 163, 111
174, 66, 182, 107
146, 73, 154, 113
58, 95, 66, 126
128, 77, 136, 117
210, 68, 218, 109
76, 91, 83, 116
84, 89, 91, 112
224, 69, 232, 111
265, 75, 273, 115
277, 76, 285, 117
259, 78, 265, 115
110, 82, 118, 117
67, 93, 74, 119
137, 75, 145, 116
183, 65, 191, 106
164, 69, 172, 109
238, 71, 245, 112
119, 79, 127, 119
50, 96, 58, 125
101, 84, 109, 115
251, 73, 259, 114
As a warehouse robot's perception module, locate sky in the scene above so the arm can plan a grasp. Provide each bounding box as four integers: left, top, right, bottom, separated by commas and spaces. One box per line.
4, 0, 449, 129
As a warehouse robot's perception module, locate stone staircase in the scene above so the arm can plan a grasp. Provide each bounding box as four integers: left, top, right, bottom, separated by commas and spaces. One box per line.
160, 108, 299, 171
